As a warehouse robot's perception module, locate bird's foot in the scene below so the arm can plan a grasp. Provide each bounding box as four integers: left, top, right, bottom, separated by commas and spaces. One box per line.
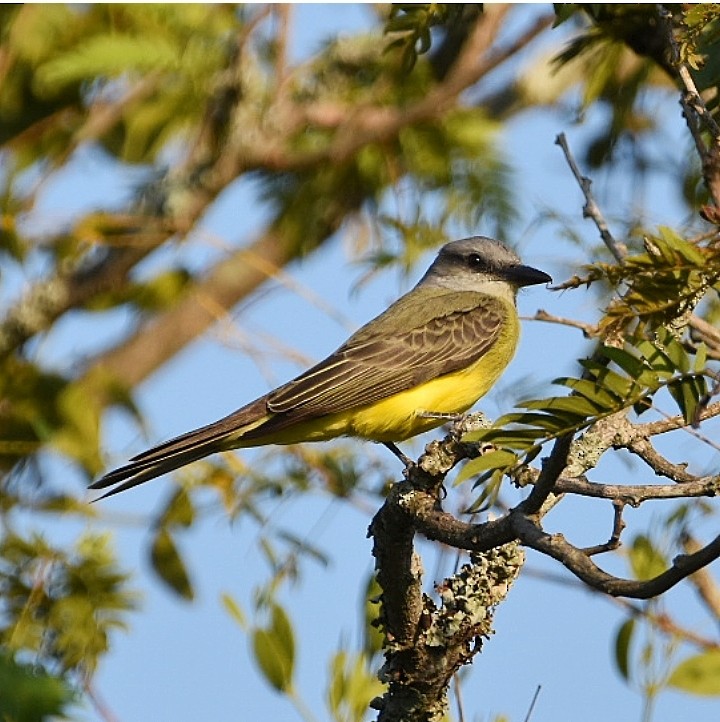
417, 411, 464, 422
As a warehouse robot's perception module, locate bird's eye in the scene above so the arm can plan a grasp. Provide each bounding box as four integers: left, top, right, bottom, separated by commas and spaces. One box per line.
467, 253, 484, 269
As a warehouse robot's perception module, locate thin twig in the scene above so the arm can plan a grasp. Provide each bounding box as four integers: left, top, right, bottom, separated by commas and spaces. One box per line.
524, 309, 599, 337
83, 680, 121, 722
638, 400, 720, 437
517, 516, 720, 599
689, 313, 720, 358
522, 685, 542, 722
555, 132, 627, 263
582, 500, 627, 556
661, 7, 720, 141
551, 475, 718, 504
642, 403, 720, 454
622, 435, 704, 485
660, 6, 720, 207
453, 674, 465, 722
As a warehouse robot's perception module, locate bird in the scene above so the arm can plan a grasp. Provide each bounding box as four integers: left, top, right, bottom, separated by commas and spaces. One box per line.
90, 236, 551, 498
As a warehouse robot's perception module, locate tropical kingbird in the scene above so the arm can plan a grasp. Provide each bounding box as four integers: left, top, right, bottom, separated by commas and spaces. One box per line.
90, 236, 550, 498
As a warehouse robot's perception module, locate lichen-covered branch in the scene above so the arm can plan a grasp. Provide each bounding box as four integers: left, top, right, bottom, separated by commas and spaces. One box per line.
370, 447, 524, 722
372, 412, 720, 623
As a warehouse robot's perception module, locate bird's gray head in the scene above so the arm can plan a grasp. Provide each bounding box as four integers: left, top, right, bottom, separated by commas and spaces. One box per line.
417, 236, 551, 296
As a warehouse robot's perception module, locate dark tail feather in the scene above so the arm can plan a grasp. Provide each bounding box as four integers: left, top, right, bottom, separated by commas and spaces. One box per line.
90, 397, 269, 499
89, 440, 223, 499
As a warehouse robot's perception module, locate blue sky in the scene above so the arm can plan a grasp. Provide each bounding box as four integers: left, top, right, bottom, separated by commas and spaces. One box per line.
13, 5, 720, 722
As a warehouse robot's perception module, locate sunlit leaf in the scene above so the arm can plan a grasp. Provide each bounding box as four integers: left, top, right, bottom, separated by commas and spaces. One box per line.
160, 488, 194, 529
149, 529, 193, 600
221, 593, 248, 631
363, 575, 384, 658
668, 650, 720, 695
614, 618, 635, 681
251, 604, 295, 692
628, 535, 667, 581
454, 449, 518, 484
35, 34, 180, 94
328, 649, 386, 722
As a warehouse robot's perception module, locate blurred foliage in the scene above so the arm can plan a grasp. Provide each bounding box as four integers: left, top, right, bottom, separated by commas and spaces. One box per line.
0, 653, 74, 722
668, 650, 720, 695
613, 507, 720, 710
0, 3, 719, 721
385, 4, 475, 73
558, 228, 720, 339
0, 532, 136, 675
328, 649, 386, 722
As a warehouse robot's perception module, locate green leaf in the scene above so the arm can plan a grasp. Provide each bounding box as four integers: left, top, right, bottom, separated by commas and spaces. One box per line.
221, 593, 247, 631
454, 449, 517, 484
0, 654, 73, 722
635, 338, 677, 377
628, 535, 667, 581
494, 410, 577, 432
658, 226, 706, 265
578, 361, 635, 398
52, 381, 102, 474
549, 376, 624, 408
328, 650, 386, 722
657, 331, 689, 372
601, 346, 651, 382
467, 472, 503, 512
468, 428, 545, 450
363, 575, 384, 657
614, 618, 635, 681
668, 376, 707, 424
523, 394, 604, 418
149, 529, 194, 600
668, 650, 720, 695
251, 604, 295, 692
160, 488, 195, 529
694, 342, 708, 373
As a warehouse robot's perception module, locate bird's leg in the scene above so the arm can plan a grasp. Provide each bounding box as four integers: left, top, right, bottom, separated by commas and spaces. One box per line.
382, 441, 416, 469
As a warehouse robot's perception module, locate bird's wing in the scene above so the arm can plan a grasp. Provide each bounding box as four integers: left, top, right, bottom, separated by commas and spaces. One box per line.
251, 295, 506, 432
89, 295, 506, 497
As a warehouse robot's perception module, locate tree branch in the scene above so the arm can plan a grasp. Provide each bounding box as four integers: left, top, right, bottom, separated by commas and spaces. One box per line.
517, 518, 720, 599
661, 6, 720, 207
370, 431, 524, 721
555, 132, 627, 262
682, 533, 720, 620
553, 475, 720, 504
581, 500, 626, 556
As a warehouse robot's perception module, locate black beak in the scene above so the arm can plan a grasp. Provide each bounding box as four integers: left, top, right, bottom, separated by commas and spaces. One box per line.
505, 264, 552, 287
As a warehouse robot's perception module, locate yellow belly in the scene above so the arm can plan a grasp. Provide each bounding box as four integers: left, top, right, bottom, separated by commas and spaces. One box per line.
242, 311, 519, 446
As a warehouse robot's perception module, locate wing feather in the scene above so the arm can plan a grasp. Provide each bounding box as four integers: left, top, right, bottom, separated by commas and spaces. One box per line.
265, 296, 506, 418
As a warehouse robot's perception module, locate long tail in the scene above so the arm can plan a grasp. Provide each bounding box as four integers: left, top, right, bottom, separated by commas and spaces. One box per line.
89, 397, 269, 499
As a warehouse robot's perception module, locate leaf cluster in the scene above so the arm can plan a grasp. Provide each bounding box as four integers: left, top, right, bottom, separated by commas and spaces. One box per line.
0, 531, 136, 676
0, 360, 140, 479
677, 4, 720, 121
552, 5, 673, 167
558, 228, 720, 341
616, 512, 720, 700
384, 4, 470, 73
461, 329, 710, 497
